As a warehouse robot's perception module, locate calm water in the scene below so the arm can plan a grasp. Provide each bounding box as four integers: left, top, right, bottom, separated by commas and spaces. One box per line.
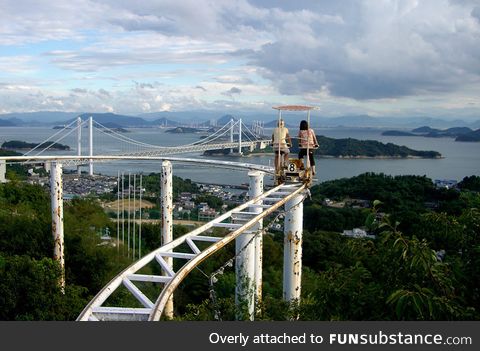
1, 126, 479, 185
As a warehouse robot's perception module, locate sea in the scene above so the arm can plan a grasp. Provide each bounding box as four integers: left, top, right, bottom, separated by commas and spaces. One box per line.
0, 126, 479, 186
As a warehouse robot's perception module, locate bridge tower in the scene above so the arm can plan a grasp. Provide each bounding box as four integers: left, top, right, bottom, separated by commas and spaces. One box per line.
230, 118, 234, 154
77, 116, 82, 175
238, 118, 243, 155
88, 116, 94, 176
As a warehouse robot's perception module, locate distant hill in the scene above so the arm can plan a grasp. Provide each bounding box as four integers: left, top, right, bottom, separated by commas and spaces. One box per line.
165, 127, 203, 134
456, 129, 480, 142
77, 113, 148, 127
216, 114, 237, 125
382, 130, 416, 136
383, 126, 474, 139
150, 117, 179, 127
0, 111, 79, 124
0, 119, 15, 127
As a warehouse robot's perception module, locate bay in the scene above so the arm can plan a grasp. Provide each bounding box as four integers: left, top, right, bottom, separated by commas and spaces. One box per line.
0, 126, 479, 186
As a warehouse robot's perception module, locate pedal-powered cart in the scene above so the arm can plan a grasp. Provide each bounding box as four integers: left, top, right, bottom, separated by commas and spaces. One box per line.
272, 105, 317, 186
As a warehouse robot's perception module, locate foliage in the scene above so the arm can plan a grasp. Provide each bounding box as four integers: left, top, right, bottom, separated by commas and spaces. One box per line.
459, 175, 480, 192
0, 255, 87, 320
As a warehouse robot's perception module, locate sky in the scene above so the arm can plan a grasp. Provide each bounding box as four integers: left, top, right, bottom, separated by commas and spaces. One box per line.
0, 0, 479, 118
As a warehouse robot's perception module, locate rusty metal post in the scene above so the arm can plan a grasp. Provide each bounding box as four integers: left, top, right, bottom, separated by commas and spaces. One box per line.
50, 161, 65, 290
88, 116, 93, 176
77, 116, 82, 175
248, 171, 264, 313
161, 160, 174, 318
0, 159, 6, 183
283, 192, 303, 303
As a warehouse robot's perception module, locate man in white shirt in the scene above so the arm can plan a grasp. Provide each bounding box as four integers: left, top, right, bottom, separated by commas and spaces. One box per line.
272, 119, 292, 175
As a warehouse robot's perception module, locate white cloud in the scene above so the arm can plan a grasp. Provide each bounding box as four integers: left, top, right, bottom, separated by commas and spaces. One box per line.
0, 0, 479, 117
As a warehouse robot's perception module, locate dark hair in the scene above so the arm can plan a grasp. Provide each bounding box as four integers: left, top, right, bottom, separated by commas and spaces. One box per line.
299, 120, 308, 130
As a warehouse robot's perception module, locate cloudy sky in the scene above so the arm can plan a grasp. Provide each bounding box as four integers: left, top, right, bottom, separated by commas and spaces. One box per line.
0, 0, 479, 118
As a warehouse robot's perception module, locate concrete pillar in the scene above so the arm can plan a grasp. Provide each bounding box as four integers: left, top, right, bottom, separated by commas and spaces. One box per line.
77, 116, 82, 175
248, 171, 264, 313
161, 160, 174, 318
283, 193, 303, 303
88, 116, 93, 176
50, 162, 65, 290
0, 159, 6, 183
234, 170, 263, 320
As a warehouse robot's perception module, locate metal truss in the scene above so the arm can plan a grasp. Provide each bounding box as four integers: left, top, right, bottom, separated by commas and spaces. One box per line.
77, 182, 305, 321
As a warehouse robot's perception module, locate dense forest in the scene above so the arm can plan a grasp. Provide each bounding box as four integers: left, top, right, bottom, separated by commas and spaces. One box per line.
0, 173, 479, 320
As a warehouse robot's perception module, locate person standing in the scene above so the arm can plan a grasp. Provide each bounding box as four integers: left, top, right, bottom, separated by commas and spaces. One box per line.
272, 119, 292, 175
298, 120, 318, 175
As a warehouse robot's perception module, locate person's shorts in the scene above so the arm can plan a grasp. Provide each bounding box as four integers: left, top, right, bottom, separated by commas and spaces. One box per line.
273, 147, 290, 155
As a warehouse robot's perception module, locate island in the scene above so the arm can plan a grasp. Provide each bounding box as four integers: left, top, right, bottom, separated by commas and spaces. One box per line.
1, 140, 71, 150
381, 130, 416, 136
383, 126, 475, 139
455, 129, 480, 142
205, 135, 441, 158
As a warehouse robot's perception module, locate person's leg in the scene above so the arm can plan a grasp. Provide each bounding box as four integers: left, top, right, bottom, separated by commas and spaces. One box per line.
309, 151, 316, 175
283, 151, 289, 168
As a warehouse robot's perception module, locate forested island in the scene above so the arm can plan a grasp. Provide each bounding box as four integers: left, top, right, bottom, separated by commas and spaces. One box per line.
382, 126, 480, 142
1, 168, 479, 320
1, 140, 70, 150
231, 135, 441, 158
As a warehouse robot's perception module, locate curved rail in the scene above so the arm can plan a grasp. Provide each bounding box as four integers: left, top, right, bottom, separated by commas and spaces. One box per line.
0, 155, 274, 174
77, 182, 305, 321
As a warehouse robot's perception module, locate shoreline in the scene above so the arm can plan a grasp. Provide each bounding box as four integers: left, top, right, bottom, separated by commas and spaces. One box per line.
241, 153, 444, 160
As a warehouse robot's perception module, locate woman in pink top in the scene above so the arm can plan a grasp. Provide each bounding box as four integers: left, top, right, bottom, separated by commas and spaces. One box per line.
298, 120, 319, 175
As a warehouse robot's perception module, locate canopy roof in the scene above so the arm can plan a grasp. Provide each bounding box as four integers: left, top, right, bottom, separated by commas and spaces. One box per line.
272, 105, 317, 111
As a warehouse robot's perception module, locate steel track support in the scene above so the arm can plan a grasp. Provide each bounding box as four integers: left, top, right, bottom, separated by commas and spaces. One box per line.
283, 192, 303, 304
50, 161, 65, 290
88, 116, 93, 176
161, 160, 174, 318
234, 171, 262, 320
248, 171, 264, 315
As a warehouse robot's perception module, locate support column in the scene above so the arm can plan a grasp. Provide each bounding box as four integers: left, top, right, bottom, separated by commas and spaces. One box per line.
50, 162, 65, 290
161, 160, 174, 318
283, 193, 303, 303
77, 116, 82, 175
0, 159, 6, 183
248, 171, 264, 314
88, 116, 93, 176
234, 171, 261, 320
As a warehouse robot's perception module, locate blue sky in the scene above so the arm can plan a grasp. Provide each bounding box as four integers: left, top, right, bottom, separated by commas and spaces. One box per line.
0, 0, 479, 118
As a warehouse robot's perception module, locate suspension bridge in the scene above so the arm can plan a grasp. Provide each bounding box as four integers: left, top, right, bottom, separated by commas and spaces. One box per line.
0, 109, 312, 321
0, 116, 270, 178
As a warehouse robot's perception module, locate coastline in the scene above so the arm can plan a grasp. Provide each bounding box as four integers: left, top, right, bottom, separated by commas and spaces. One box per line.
243, 152, 443, 159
